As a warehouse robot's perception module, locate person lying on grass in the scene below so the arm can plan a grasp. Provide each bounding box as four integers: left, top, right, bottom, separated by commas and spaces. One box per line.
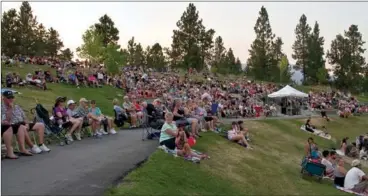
305, 117, 316, 133
227, 122, 252, 149
344, 159, 368, 194
175, 123, 208, 160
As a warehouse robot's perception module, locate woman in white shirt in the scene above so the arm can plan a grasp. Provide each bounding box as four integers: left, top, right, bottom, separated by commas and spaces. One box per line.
227, 122, 251, 149
344, 159, 368, 194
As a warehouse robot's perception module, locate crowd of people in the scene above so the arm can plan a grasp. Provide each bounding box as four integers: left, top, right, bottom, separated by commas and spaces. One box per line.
305, 137, 368, 194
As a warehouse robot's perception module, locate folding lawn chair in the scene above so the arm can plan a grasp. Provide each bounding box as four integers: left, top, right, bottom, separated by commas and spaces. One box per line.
141, 109, 159, 141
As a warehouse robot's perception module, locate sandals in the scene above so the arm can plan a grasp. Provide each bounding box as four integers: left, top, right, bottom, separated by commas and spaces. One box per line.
5, 155, 19, 159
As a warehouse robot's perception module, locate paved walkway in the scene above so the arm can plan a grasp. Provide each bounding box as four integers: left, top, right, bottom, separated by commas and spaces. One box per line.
1, 129, 157, 196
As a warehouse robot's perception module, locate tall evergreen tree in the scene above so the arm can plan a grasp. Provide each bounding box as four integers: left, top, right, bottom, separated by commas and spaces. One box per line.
212, 36, 227, 70
127, 36, 137, 65
292, 14, 311, 84
247, 6, 276, 81
1, 8, 20, 56
46, 27, 64, 57
170, 3, 214, 71
94, 14, 119, 46
271, 37, 286, 81
307, 21, 326, 84
17, 1, 38, 55
327, 25, 366, 92
146, 43, 166, 69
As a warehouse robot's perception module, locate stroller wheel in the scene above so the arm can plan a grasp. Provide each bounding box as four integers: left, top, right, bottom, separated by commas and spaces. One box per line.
59, 142, 65, 146
65, 140, 71, 145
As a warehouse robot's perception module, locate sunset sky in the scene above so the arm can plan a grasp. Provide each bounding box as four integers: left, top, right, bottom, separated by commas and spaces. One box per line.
2, 1, 368, 66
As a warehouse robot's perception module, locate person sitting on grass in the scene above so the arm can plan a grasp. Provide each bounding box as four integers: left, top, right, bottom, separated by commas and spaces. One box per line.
227, 122, 252, 149
305, 137, 319, 159
89, 100, 116, 135
237, 121, 250, 141
305, 117, 315, 133
176, 123, 208, 159
54, 97, 83, 142
159, 112, 178, 150
344, 159, 368, 194
123, 96, 138, 128
334, 157, 347, 187
1, 90, 50, 156
321, 150, 335, 178
346, 142, 359, 158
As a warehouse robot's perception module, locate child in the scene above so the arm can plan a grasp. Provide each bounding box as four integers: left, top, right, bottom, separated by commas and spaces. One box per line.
175, 124, 208, 159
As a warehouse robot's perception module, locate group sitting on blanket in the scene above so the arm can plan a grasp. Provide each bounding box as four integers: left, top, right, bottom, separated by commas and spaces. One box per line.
304, 138, 368, 194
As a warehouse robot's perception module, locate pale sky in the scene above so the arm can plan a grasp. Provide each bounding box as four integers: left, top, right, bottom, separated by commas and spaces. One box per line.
2, 1, 368, 66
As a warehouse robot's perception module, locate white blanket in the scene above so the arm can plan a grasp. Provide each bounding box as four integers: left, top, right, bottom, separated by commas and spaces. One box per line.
336, 186, 365, 196
300, 125, 332, 140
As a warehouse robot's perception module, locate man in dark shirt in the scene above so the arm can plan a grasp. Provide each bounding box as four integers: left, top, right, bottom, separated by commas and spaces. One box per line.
143, 99, 165, 130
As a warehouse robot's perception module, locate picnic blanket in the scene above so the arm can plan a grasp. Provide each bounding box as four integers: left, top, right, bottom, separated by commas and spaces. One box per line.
158, 145, 202, 163
300, 125, 332, 140
336, 186, 365, 196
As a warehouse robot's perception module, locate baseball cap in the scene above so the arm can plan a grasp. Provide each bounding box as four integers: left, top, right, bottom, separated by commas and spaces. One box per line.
67, 100, 75, 105
79, 98, 89, 103
153, 98, 162, 103
2, 90, 14, 99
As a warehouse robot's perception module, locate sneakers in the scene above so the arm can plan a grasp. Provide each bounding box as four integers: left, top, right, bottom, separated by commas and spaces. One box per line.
65, 134, 74, 142
39, 144, 51, 152
31, 145, 42, 154
109, 129, 117, 134
74, 132, 82, 141
99, 129, 108, 135
93, 133, 102, 139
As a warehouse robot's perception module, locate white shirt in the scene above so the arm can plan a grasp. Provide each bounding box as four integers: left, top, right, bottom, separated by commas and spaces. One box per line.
344, 167, 366, 189
321, 158, 334, 172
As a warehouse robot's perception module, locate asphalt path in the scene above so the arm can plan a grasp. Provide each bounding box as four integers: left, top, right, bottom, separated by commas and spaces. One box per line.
1, 129, 157, 196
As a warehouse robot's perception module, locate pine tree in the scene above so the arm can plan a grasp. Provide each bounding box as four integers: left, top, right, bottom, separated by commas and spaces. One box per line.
46, 27, 64, 57
94, 14, 119, 46
146, 43, 166, 69
271, 37, 285, 81
1, 8, 20, 56
17, 1, 38, 55
247, 6, 276, 81
170, 3, 214, 71
307, 22, 326, 84
292, 14, 311, 84
327, 25, 366, 92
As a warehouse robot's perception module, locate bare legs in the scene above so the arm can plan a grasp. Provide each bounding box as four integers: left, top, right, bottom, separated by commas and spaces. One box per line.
2, 127, 17, 158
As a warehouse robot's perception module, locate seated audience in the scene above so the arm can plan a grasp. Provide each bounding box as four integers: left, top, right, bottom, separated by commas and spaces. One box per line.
305, 137, 319, 159
305, 117, 316, 133
227, 122, 252, 149
123, 96, 138, 128
142, 100, 165, 130
54, 97, 82, 141
74, 98, 102, 138
66, 100, 84, 140
334, 158, 347, 187
344, 160, 368, 194
175, 123, 207, 159
1, 90, 50, 156
172, 99, 199, 138
112, 98, 128, 127
159, 112, 178, 150
321, 150, 335, 178
89, 100, 116, 134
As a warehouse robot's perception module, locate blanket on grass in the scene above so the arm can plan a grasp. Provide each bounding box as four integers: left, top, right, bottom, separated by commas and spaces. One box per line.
158, 145, 202, 163
300, 125, 332, 140
336, 186, 365, 196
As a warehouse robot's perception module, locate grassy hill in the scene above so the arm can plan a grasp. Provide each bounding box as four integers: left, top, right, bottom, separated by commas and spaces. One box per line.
2, 64, 123, 118
107, 116, 368, 196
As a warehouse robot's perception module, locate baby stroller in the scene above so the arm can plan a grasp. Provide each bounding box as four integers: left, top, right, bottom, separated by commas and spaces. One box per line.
31, 104, 70, 146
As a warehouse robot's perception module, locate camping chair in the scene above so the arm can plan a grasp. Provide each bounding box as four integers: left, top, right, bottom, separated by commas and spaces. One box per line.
141, 109, 159, 141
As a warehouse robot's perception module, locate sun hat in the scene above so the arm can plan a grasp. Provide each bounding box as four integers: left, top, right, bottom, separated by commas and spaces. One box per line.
351, 159, 361, 167
79, 98, 89, 103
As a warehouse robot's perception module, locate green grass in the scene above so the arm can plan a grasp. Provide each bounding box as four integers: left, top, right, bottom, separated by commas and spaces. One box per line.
2, 64, 123, 118
107, 116, 368, 196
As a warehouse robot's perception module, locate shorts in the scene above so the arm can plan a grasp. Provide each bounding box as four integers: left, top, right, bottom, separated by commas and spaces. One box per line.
160, 137, 176, 150
186, 118, 197, 124
1, 122, 35, 136
228, 134, 235, 140
204, 116, 213, 122
175, 119, 189, 126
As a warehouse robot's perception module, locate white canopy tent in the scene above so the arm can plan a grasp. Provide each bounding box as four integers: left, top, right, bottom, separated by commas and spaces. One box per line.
268, 85, 308, 98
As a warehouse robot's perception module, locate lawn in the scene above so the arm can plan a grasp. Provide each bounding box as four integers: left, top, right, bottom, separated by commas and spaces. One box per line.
106, 116, 367, 196
2, 64, 123, 118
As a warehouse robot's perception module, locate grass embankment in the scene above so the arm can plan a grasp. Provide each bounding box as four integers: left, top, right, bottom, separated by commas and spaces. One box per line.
107, 116, 368, 196
2, 64, 123, 118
